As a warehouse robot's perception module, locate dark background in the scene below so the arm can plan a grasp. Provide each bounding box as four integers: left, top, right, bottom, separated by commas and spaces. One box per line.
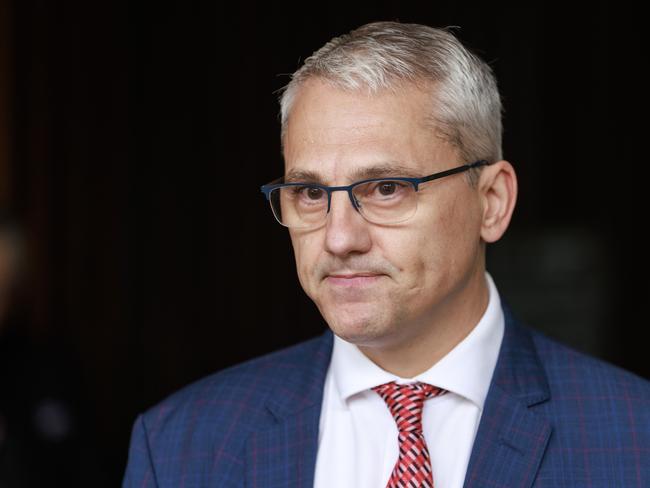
1, 1, 647, 485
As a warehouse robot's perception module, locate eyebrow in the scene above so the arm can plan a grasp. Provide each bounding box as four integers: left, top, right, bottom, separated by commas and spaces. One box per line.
284, 163, 422, 184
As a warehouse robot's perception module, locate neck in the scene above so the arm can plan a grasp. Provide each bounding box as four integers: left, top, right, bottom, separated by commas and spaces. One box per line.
358, 268, 490, 378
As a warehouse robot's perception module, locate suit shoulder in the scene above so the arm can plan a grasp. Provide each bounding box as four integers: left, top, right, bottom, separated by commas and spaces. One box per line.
529, 326, 650, 399
138, 330, 332, 438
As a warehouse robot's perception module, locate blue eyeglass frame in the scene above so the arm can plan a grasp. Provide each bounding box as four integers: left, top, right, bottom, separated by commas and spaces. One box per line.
260, 160, 491, 213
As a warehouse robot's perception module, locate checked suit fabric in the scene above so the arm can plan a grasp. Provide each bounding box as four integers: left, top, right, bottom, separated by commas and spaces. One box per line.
372, 381, 447, 488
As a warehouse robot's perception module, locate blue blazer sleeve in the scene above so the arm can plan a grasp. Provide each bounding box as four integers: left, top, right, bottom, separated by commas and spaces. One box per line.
123, 414, 158, 488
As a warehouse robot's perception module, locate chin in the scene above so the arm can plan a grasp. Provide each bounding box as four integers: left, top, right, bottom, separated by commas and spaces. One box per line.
325, 310, 390, 346
315, 294, 393, 341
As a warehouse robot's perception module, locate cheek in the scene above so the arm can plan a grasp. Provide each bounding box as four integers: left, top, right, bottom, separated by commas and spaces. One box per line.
387, 194, 479, 285
375, 224, 444, 287
429, 190, 483, 274
290, 232, 321, 288
408, 229, 447, 287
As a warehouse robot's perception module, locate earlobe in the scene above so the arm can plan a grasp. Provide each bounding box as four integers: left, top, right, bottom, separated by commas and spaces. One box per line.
479, 160, 518, 243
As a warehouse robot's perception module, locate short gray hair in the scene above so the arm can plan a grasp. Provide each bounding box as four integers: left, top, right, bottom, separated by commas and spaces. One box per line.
278, 21, 503, 181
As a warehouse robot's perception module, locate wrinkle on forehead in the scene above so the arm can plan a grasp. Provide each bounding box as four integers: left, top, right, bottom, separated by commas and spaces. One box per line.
287, 80, 429, 134
282, 79, 458, 184
284, 162, 423, 185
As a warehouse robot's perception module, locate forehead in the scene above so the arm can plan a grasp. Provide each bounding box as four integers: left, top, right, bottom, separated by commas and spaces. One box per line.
282, 79, 456, 182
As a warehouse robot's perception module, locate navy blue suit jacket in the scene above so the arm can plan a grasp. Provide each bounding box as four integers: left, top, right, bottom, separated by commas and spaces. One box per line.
123, 305, 650, 487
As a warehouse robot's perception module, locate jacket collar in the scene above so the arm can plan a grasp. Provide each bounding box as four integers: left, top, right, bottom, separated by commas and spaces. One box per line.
244, 329, 332, 488
463, 301, 552, 488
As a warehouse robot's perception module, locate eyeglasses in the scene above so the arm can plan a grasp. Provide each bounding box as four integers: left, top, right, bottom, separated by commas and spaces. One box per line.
260, 160, 491, 230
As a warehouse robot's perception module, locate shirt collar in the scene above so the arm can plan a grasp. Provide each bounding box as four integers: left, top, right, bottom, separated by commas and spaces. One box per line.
330, 271, 505, 410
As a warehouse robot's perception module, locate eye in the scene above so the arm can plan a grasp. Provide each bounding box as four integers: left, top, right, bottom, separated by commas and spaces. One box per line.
378, 182, 398, 196
366, 180, 409, 198
291, 186, 326, 202
305, 187, 324, 200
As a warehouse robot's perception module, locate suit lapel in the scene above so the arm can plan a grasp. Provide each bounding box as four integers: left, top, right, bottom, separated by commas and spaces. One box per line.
245, 402, 322, 488
463, 304, 553, 488
245, 330, 333, 488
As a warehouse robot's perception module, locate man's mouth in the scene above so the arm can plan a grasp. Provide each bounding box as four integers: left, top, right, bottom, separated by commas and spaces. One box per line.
325, 273, 384, 287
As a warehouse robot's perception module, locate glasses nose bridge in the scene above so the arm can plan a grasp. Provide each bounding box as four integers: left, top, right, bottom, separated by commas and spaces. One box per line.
326, 185, 361, 214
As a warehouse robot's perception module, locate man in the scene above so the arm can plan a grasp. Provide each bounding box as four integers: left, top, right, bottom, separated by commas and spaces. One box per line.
123, 21, 649, 487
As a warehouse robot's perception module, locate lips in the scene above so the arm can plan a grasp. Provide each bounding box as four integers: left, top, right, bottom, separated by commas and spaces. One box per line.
328, 272, 380, 278
325, 272, 384, 287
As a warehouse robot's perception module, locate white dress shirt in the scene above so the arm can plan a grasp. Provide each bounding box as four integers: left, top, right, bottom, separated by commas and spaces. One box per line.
313, 272, 505, 488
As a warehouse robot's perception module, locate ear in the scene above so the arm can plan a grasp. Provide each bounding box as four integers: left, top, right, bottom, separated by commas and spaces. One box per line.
478, 160, 518, 243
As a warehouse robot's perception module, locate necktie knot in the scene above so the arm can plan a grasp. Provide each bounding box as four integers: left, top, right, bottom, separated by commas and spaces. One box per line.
372, 381, 445, 433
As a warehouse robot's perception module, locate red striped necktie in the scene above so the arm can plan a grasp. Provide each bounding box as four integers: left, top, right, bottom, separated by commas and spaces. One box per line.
372, 381, 447, 488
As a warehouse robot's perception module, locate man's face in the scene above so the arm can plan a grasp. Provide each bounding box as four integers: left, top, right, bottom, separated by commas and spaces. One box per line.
282, 78, 486, 351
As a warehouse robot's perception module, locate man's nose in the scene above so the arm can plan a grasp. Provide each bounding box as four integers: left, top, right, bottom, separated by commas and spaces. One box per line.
323, 190, 372, 257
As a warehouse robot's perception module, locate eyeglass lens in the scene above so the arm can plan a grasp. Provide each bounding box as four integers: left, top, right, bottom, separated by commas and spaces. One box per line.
270, 179, 418, 229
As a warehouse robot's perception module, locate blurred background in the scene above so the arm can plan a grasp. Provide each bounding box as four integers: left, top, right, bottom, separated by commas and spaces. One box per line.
0, 0, 647, 485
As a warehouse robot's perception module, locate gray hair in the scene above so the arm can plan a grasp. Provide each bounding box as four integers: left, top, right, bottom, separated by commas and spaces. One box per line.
278, 21, 503, 182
